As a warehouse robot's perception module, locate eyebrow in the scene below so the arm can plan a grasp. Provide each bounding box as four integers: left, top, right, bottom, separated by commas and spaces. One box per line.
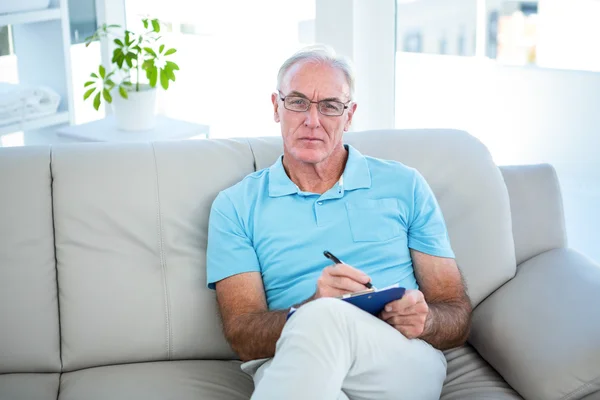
286, 90, 347, 103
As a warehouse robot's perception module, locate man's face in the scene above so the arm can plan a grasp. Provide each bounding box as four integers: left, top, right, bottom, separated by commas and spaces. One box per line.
272, 61, 357, 165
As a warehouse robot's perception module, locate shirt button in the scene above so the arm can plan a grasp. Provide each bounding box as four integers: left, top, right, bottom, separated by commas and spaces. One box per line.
317, 201, 323, 205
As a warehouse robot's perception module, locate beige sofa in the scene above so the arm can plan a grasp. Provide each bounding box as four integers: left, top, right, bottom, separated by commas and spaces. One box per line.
1, 129, 599, 400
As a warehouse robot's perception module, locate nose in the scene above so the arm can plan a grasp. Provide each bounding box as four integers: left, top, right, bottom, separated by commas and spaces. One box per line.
304, 103, 321, 129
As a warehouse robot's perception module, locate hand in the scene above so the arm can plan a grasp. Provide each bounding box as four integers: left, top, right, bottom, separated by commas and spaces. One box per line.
314, 263, 372, 299
379, 289, 429, 339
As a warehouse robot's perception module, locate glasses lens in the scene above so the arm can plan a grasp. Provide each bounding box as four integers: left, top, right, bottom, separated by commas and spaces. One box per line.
319, 100, 344, 116
285, 97, 309, 111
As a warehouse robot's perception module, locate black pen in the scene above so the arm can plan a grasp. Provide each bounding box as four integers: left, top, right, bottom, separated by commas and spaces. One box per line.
323, 250, 373, 289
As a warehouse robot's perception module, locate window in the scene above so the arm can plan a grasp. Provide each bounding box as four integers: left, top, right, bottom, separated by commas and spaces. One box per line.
487, 0, 600, 72
397, 0, 477, 57
395, 0, 600, 264
124, 0, 316, 139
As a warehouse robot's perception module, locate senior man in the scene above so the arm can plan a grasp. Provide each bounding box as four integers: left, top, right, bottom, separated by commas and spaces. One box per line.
206, 45, 472, 400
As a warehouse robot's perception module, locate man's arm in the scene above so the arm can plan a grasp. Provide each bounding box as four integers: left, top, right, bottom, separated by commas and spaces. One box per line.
216, 264, 372, 361
412, 249, 472, 350
216, 272, 291, 361
380, 250, 471, 350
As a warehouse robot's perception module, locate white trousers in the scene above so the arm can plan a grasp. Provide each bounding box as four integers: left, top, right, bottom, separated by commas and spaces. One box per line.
241, 298, 447, 400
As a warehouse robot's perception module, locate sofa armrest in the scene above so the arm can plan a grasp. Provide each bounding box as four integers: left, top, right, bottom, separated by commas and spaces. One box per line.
500, 164, 567, 265
469, 248, 600, 400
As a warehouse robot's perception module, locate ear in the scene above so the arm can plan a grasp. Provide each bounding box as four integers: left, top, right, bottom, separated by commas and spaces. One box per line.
271, 92, 280, 123
343, 102, 357, 131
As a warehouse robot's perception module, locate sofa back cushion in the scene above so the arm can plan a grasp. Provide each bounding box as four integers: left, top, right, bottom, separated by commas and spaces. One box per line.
248, 129, 517, 306
0, 146, 61, 373
52, 140, 254, 371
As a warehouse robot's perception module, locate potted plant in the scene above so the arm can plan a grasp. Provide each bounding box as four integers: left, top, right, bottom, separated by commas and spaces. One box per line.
83, 18, 180, 131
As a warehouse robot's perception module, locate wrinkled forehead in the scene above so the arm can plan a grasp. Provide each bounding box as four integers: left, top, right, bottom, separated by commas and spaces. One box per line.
280, 61, 351, 100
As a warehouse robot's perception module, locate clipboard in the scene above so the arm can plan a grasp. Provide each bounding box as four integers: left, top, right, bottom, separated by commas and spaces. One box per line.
340, 284, 405, 315
286, 284, 405, 319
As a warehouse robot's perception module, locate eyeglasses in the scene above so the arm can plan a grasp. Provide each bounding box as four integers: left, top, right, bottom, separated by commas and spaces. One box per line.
278, 90, 351, 117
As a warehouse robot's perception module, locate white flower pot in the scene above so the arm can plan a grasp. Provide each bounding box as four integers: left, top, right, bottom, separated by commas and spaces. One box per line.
112, 84, 157, 131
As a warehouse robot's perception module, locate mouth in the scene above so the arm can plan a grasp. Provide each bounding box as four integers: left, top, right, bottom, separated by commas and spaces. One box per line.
299, 137, 323, 142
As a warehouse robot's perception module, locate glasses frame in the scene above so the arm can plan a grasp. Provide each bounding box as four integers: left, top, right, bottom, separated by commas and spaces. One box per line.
277, 90, 352, 117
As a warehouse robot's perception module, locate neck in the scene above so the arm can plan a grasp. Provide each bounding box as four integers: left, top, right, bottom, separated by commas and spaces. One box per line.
283, 145, 348, 194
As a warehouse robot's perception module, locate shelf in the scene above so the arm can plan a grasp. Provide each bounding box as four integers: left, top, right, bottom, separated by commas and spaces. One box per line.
0, 111, 69, 135
0, 7, 61, 26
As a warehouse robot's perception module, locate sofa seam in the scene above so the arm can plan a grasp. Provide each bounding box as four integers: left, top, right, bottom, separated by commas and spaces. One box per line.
50, 146, 63, 400
550, 164, 569, 248
560, 375, 600, 400
151, 143, 172, 360
245, 138, 257, 171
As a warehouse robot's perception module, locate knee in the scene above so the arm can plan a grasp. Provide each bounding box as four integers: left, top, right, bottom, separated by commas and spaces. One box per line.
282, 298, 354, 335
292, 297, 353, 321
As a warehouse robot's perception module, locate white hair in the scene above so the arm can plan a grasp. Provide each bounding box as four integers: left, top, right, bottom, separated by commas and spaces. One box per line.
276, 44, 356, 99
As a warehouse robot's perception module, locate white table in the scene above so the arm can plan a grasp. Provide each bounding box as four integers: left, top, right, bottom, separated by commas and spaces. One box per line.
56, 115, 210, 143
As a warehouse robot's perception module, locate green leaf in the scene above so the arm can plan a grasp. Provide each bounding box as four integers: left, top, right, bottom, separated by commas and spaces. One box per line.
116, 54, 125, 69
160, 69, 169, 90
148, 67, 158, 87
166, 61, 179, 70
83, 87, 96, 100
144, 47, 157, 57
107, 24, 120, 28
152, 19, 160, 33
164, 48, 176, 56
159, 44, 165, 53
142, 59, 153, 70
111, 48, 122, 62
91, 72, 98, 78
102, 88, 112, 103
93, 92, 101, 110
125, 31, 131, 46
114, 38, 124, 47
119, 86, 128, 99
165, 67, 176, 81
143, 19, 149, 29
125, 55, 133, 68
84, 81, 95, 87
122, 81, 133, 86
99, 65, 106, 79
105, 79, 116, 87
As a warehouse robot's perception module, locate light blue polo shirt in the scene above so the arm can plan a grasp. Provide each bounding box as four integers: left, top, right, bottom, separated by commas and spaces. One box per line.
206, 145, 454, 310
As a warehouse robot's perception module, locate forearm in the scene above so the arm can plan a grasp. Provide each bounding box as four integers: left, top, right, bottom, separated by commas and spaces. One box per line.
225, 296, 315, 361
421, 299, 472, 350
225, 310, 288, 361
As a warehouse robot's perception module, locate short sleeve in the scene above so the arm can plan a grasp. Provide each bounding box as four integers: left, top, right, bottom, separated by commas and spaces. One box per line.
206, 191, 260, 289
407, 171, 455, 258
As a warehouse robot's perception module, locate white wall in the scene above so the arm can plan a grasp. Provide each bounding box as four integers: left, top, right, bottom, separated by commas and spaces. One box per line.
316, 0, 396, 131
396, 52, 600, 262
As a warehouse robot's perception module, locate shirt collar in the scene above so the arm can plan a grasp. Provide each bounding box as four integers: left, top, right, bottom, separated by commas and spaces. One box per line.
268, 144, 372, 197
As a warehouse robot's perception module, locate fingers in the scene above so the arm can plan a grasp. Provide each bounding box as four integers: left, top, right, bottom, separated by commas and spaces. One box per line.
328, 276, 370, 293
379, 290, 429, 339
387, 320, 426, 339
326, 263, 371, 285
380, 290, 427, 319
380, 300, 428, 320
315, 264, 372, 298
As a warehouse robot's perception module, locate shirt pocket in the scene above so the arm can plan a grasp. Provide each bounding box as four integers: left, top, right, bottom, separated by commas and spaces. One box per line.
345, 198, 403, 242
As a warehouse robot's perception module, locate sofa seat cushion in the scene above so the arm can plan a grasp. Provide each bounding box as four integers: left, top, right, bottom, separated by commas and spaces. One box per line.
58, 360, 253, 400
442, 345, 523, 399
0, 373, 60, 400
